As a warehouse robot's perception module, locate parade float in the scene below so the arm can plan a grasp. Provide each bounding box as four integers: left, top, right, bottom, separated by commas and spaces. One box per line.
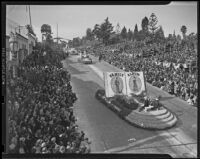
95, 71, 178, 130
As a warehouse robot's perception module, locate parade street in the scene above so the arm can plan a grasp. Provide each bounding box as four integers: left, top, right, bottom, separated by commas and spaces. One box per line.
62, 55, 197, 158
5, 3, 198, 156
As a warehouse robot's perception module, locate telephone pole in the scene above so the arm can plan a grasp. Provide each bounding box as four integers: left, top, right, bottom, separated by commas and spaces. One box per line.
28, 5, 32, 27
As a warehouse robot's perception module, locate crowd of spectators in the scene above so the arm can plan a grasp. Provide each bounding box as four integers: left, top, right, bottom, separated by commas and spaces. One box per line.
7, 49, 91, 154
88, 40, 197, 106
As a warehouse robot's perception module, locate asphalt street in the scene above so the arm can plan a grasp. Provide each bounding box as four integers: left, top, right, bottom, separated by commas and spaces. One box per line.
62, 55, 197, 157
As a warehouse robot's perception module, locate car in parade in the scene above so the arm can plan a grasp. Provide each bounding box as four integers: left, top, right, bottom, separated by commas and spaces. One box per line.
78, 54, 92, 64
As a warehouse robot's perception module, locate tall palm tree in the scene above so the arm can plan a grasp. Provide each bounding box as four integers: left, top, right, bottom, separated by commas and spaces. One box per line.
180, 25, 187, 39
41, 24, 52, 41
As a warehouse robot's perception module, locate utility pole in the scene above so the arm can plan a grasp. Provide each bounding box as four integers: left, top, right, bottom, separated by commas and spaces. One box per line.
26, 5, 32, 55
29, 5, 32, 27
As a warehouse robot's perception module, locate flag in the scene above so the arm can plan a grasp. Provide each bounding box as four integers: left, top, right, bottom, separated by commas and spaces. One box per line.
104, 72, 126, 98
125, 72, 146, 96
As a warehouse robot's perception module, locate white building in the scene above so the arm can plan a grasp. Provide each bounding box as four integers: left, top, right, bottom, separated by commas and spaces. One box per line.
6, 18, 37, 78
6, 18, 36, 65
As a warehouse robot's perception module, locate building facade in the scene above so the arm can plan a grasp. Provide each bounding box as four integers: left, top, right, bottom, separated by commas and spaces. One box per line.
28, 33, 36, 55
6, 18, 36, 78
6, 18, 36, 65
16, 33, 29, 64
6, 35, 12, 71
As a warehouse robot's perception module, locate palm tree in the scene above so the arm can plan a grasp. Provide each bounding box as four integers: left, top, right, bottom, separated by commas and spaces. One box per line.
26, 24, 36, 36
180, 25, 187, 39
41, 24, 52, 41
92, 24, 101, 40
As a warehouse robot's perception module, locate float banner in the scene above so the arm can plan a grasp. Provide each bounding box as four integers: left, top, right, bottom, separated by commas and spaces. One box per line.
125, 72, 146, 96
104, 72, 126, 98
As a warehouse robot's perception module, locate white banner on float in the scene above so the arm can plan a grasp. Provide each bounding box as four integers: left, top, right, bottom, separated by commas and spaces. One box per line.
104, 72, 126, 98
125, 72, 146, 96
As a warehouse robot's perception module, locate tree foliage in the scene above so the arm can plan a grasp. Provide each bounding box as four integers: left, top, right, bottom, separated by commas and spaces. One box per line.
41, 24, 53, 49
141, 16, 149, 32
155, 26, 165, 43
76, 14, 196, 49
86, 28, 94, 41
127, 29, 133, 41
26, 24, 36, 36
100, 17, 114, 45
133, 24, 139, 41
121, 26, 127, 40
92, 24, 101, 40
137, 30, 146, 41
108, 34, 120, 45
41, 24, 52, 35
72, 37, 81, 47
149, 13, 159, 35
68, 40, 73, 48
92, 17, 114, 45
180, 25, 187, 39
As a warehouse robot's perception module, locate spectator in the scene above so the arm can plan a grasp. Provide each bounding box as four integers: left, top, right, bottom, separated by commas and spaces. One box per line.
89, 40, 197, 105
8, 49, 91, 153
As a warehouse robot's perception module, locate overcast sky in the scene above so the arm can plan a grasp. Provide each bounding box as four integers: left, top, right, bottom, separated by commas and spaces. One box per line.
6, 2, 197, 41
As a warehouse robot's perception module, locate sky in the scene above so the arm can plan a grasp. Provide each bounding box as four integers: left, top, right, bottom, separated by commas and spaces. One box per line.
6, 2, 197, 41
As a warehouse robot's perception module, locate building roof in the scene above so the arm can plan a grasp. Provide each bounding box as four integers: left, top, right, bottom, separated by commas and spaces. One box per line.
28, 32, 36, 37
16, 33, 28, 40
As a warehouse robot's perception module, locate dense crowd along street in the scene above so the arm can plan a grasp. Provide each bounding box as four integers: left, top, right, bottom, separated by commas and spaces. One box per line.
7, 48, 91, 153
82, 40, 197, 107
